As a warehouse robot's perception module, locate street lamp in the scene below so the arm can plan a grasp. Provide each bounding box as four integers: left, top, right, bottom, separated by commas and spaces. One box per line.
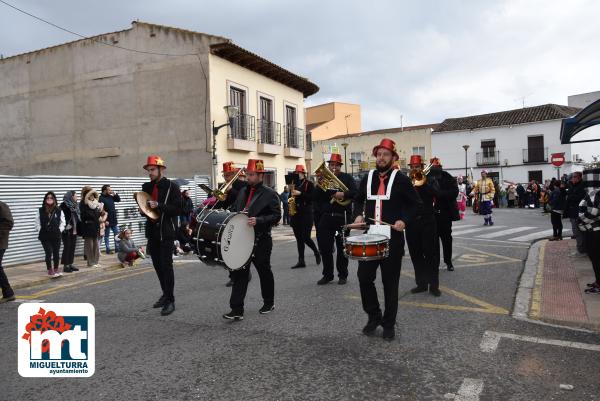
350, 158, 356, 176
341, 142, 349, 173
462, 144, 470, 179
212, 105, 239, 185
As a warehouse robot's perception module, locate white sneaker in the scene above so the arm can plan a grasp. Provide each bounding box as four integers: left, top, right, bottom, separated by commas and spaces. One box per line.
93, 264, 102, 268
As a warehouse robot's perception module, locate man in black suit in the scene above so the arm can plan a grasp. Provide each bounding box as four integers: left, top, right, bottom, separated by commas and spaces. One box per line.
223, 159, 281, 321
141, 155, 182, 316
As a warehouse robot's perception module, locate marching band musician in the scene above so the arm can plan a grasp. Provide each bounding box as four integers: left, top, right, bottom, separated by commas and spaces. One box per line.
141, 155, 182, 316
289, 164, 321, 269
314, 153, 357, 285
223, 159, 281, 321
470, 170, 496, 226
353, 139, 421, 340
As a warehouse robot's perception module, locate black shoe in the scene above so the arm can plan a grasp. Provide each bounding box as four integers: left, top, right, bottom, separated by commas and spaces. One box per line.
291, 261, 306, 269
317, 277, 333, 285
429, 288, 441, 297
106, 250, 113, 255
225, 279, 234, 287
382, 327, 395, 341
161, 301, 175, 316
0, 295, 16, 304
223, 311, 244, 320
70, 265, 79, 272
259, 304, 275, 314
338, 278, 347, 285
446, 263, 454, 272
315, 252, 322, 265
410, 285, 428, 294
153, 295, 167, 308
63, 266, 74, 273
362, 315, 382, 336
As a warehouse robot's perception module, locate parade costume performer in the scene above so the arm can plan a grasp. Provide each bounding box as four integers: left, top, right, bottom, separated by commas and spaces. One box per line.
457, 176, 467, 220
314, 153, 357, 285
353, 139, 421, 340
428, 158, 459, 272
223, 159, 281, 321
141, 155, 182, 316
405, 155, 442, 296
471, 170, 496, 225
289, 164, 321, 269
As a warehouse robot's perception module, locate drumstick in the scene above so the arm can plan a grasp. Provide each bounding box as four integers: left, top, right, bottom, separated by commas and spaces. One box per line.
368, 217, 394, 226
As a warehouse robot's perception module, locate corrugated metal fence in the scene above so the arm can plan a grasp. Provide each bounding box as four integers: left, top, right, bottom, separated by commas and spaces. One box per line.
0, 175, 210, 267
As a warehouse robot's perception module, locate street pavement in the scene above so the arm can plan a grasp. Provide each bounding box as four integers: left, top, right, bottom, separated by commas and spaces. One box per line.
1, 208, 599, 400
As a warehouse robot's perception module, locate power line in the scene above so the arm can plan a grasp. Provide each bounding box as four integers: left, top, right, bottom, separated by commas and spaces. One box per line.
0, 0, 199, 57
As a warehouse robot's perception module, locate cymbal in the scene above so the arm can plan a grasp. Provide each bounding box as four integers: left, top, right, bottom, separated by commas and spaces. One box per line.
134, 191, 160, 220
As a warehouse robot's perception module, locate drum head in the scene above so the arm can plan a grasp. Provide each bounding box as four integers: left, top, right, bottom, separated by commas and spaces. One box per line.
345, 234, 388, 244
220, 213, 255, 270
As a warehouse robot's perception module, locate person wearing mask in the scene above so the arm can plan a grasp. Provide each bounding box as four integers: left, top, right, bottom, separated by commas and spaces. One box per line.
99, 185, 121, 254
60, 191, 80, 273
36, 191, 65, 277
0, 201, 16, 303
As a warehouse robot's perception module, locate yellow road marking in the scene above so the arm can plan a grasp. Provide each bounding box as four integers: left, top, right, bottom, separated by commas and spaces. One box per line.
529, 241, 546, 319
454, 245, 522, 263
345, 295, 508, 315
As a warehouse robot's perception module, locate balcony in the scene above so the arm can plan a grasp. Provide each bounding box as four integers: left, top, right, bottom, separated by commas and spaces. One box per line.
523, 147, 548, 163
257, 119, 282, 155
305, 132, 313, 160
227, 114, 256, 152
476, 150, 500, 166
284, 126, 305, 158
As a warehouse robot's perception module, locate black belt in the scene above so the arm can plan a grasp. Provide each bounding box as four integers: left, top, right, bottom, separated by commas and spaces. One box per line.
326, 212, 346, 218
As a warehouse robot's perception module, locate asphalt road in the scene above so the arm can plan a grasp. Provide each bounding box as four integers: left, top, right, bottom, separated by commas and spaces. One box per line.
1, 208, 599, 400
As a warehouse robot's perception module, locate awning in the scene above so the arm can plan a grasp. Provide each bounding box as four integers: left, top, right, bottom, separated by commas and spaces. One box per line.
560, 98, 600, 144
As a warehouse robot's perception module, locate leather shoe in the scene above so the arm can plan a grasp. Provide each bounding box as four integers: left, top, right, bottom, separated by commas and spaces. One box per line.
382, 327, 395, 341
317, 277, 333, 285
446, 263, 454, 271
153, 295, 166, 308
410, 285, 428, 294
63, 266, 74, 273
429, 288, 441, 297
315, 252, 322, 265
70, 265, 79, 272
362, 315, 382, 336
160, 301, 175, 316
291, 261, 306, 269
338, 278, 347, 285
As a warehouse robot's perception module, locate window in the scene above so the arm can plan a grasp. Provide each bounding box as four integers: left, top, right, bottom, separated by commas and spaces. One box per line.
285, 105, 299, 148
229, 86, 246, 114
411, 146, 425, 157
229, 85, 252, 140
350, 152, 362, 163
528, 170, 543, 183
259, 96, 276, 144
527, 135, 545, 162
481, 140, 496, 157
263, 169, 277, 190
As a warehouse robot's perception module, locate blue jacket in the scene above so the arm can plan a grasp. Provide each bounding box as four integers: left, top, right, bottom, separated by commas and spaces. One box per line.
99, 193, 121, 227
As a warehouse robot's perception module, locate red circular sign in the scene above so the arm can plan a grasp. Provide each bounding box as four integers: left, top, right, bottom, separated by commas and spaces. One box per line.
551, 153, 565, 167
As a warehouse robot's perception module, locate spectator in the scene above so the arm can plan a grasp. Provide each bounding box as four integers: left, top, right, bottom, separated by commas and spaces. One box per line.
578, 168, 600, 294
0, 201, 15, 303
456, 176, 467, 219
516, 183, 526, 208
117, 228, 145, 268
499, 185, 507, 208
180, 190, 194, 226
36, 191, 65, 277
80, 186, 102, 267
280, 185, 290, 225
507, 185, 517, 208
548, 181, 567, 240
566, 171, 586, 257
60, 191, 80, 273
98, 203, 108, 253
99, 185, 121, 254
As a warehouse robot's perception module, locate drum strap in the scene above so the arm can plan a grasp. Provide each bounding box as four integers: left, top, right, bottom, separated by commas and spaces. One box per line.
366, 169, 398, 224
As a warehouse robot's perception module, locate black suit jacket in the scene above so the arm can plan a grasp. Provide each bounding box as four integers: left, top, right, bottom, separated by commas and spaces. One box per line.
233, 182, 281, 234
142, 177, 182, 241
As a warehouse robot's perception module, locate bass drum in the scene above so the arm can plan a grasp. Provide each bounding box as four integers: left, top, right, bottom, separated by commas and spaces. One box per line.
194, 209, 255, 271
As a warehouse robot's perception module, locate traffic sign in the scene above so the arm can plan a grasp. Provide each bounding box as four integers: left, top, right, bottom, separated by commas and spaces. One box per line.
551, 152, 565, 167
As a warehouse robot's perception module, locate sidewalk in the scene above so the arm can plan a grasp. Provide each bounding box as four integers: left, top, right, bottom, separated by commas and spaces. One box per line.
6, 252, 124, 291
528, 238, 600, 331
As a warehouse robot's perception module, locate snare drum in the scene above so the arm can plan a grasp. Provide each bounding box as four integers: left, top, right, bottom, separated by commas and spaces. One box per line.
194, 209, 255, 271
343, 234, 389, 261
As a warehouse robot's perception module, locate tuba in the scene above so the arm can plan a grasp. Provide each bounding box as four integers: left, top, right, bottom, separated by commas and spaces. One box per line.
410, 162, 433, 187
313, 161, 351, 206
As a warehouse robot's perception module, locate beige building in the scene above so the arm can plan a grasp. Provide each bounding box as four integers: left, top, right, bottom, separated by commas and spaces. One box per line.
312, 124, 438, 175
306, 102, 362, 141
0, 22, 318, 191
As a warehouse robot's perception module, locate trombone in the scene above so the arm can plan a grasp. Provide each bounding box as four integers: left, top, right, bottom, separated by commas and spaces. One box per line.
199, 167, 245, 202
410, 162, 433, 187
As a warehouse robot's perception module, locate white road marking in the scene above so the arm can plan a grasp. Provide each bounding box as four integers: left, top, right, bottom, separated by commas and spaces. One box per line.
450, 226, 506, 236
454, 378, 484, 401
450, 224, 478, 229
480, 331, 600, 353
478, 226, 536, 239
14, 299, 46, 303
510, 229, 572, 242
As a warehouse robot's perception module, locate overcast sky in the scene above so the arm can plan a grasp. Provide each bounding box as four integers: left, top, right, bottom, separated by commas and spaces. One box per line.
1, 0, 599, 131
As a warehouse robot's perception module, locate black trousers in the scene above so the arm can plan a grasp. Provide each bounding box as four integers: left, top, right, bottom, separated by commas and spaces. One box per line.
0, 249, 14, 298
61, 232, 77, 266
147, 237, 175, 302
230, 234, 274, 313
551, 212, 563, 238
40, 238, 61, 270
357, 236, 404, 329
435, 212, 453, 266
585, 231, 600, 283
291, 211, 319, 261
316, 213, 348, 280
406, 215, 439, 289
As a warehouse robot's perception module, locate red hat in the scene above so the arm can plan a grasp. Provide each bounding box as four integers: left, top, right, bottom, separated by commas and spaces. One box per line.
372, 138, 399, 159
295, 164, 306, 173
246, 159, 266, 173
409, 155, 424, 167
222, 162, 238, 173
144, 155, 166, 170
430, 157, 442, 167
328, 153, 343, 165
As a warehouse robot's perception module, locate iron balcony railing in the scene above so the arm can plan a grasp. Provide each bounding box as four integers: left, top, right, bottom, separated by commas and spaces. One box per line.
284, 125, 305, 149
228, 113, 256, 141
523, 147, 548, 163
306, 132, 313, 151
257, 119, 281, 146
476, 150, 500, 166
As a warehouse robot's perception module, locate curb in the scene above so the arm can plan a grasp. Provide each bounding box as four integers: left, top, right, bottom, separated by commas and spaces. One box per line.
12, 262, 123, 291
513, 239, 599, 333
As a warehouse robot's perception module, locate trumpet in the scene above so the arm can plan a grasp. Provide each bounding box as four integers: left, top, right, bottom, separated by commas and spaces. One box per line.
213, 168, 244, 202
410, 162, 433, 187
313, 161, 351, 206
